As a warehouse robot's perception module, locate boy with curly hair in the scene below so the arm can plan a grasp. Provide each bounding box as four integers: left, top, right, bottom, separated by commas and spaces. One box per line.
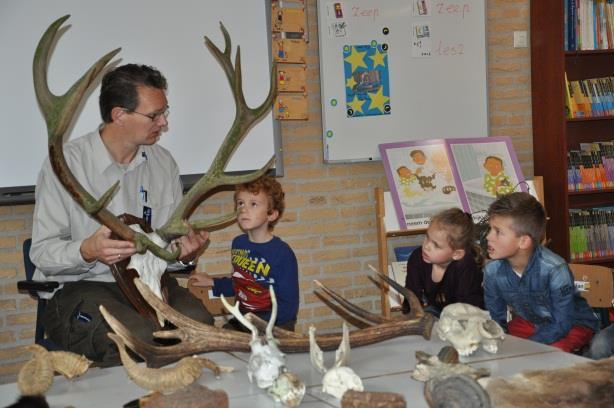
190, 176, 299, 330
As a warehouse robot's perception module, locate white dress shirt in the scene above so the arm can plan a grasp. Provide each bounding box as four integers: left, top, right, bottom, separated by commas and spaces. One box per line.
30, 128, 183, 298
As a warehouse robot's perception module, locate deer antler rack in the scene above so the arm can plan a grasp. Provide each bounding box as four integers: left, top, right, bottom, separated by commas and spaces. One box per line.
156, 23, 277, 241
34, 17, 277, 260
101, 277, 435, 368
33, 15, 178, 261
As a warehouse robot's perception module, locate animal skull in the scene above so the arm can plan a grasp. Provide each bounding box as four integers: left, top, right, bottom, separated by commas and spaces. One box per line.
246, 338, 286, 389
411, 346, 490, 382
310, 322, 364, 399
267, 372, 306, 408
126, 224, 171, 327
221, 287, 289, 389
436, 303, 505, 356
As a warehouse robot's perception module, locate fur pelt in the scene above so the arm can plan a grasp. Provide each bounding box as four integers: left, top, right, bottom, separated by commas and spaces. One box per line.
481, 356, 614, 408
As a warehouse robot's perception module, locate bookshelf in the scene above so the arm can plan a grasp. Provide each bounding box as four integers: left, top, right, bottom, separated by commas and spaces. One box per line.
530, 0, 614, 267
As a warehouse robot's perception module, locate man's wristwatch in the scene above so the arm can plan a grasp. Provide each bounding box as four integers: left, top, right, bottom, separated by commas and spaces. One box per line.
178, 259, 195, 267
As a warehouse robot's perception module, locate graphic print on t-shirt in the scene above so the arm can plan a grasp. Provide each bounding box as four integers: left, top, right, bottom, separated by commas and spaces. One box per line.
231, 247, 273, 313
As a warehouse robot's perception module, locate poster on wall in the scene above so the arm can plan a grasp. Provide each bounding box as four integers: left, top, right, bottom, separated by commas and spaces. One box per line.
343, 43, 391, 118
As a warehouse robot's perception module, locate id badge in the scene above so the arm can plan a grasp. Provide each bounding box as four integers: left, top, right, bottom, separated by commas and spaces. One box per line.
143, 205, 152, 226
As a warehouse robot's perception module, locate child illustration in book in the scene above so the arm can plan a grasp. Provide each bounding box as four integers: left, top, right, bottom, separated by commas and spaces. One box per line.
189, 176, 299, 331
483, 192, 599, 352
403, 208, 484, 318
483, 155, 515, 197
408, 149, 438, 191
396, 165, 421, 198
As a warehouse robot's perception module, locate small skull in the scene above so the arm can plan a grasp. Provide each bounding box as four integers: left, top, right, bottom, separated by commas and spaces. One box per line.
436, 303, 505, 356
267, 372, 306, 408
322, 366, 364, 399
247, 340, 287, 389
309, 323, 364, 400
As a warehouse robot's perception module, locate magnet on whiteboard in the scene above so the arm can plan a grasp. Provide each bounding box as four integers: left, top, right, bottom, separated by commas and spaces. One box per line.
382, 27, 389, 35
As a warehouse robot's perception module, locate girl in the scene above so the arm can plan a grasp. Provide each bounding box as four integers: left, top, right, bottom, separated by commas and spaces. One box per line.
403, 208, 484, 317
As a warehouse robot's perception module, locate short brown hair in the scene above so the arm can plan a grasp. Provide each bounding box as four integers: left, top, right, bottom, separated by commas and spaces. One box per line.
487, 192, 546, 247
234, 176, 285, 230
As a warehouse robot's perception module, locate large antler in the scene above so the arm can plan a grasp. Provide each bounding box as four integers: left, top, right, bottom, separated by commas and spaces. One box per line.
34, 18, 277, 260
101, 277, 435, 367
33, 15, 179, 261
156, 23, 278, 241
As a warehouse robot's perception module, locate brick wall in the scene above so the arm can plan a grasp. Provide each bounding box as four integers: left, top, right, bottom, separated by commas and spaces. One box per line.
0, 0, 532, 383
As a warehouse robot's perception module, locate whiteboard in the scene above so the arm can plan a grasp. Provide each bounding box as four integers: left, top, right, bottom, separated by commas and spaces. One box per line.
0, 0, 280, 194
317, 0, 488, 162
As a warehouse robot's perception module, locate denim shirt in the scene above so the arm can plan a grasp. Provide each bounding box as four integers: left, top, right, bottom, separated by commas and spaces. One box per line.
484, 246, 599, 344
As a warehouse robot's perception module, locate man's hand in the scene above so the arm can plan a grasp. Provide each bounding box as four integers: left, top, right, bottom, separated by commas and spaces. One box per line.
80, 225, 136, 265
171, 226, 209, 263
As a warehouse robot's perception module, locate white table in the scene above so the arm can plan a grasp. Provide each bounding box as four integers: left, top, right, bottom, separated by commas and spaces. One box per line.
0, 333, 589, 407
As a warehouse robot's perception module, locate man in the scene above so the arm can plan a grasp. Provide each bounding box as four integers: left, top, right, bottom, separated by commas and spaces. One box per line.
30, 64, 213, 365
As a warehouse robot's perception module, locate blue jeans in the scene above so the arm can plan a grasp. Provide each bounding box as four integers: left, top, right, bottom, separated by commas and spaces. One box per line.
585, 324, 614, 360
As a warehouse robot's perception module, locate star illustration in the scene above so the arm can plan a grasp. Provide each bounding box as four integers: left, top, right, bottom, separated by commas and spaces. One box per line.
344, 47, 368, 72
346, 75, 357, 90
369, 50, 387, 68
347, 95, 366, 114
367, 86, 389, 113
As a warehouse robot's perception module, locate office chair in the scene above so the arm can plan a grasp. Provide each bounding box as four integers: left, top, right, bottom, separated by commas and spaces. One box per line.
16, 238, 61, 350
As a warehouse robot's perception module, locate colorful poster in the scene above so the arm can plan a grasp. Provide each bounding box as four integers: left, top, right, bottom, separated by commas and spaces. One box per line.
343, 43, 391, 118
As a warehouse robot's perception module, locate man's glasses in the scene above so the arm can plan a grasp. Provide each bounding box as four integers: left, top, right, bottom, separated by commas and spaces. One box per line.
125, 107, 170, 122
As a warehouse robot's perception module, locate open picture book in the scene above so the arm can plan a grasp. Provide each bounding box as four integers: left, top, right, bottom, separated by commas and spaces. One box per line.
379, 136, 527, 231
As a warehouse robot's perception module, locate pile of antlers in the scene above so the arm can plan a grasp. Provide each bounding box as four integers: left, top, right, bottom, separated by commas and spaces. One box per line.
34, 15, 434, 368
101, 275, 433, 367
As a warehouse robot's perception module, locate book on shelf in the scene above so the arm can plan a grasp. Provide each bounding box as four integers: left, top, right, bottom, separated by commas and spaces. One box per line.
387, 261, 407, 308
569, 206, 614, 260
566, 0, 614, 51
565, 76, 614, 119
568, 140, 614, 191
379, 136, 526, 231
394, 245, 419, 262
565, 73, 578, 119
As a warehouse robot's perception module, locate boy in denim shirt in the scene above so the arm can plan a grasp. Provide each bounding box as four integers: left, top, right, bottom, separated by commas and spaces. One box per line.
483, 192, 599, 352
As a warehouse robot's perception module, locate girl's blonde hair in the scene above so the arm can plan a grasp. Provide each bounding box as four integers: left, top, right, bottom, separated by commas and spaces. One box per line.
430, 208, 483, 267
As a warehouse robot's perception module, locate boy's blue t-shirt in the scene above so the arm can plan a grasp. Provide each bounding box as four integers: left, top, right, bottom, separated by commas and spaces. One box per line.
483, 246, 599, 344
212, 234, 299, 325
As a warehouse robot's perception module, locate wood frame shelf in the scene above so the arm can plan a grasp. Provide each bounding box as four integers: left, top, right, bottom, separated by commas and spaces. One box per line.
530, 0, 614, 266
375, 187, 425, 319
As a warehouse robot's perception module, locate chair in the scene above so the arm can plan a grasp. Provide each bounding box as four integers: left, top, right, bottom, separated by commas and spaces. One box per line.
16, 238, 61, 350
569, 263, 614, 330
188, 279, 234, 317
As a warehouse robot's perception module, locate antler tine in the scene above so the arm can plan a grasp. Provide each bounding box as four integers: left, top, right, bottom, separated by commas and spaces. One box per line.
368, 264, 424, 319
33, 15, 120, 138
314, 280, 389, 324
309, 326, 327, 374
132, 278, 213, 333
266, 286, 278, 342
34, 15, 180, 262
220, 295, 259, 343
334, 322, 351, 368
247, 313, 303, 339
157, 23, 277, 241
